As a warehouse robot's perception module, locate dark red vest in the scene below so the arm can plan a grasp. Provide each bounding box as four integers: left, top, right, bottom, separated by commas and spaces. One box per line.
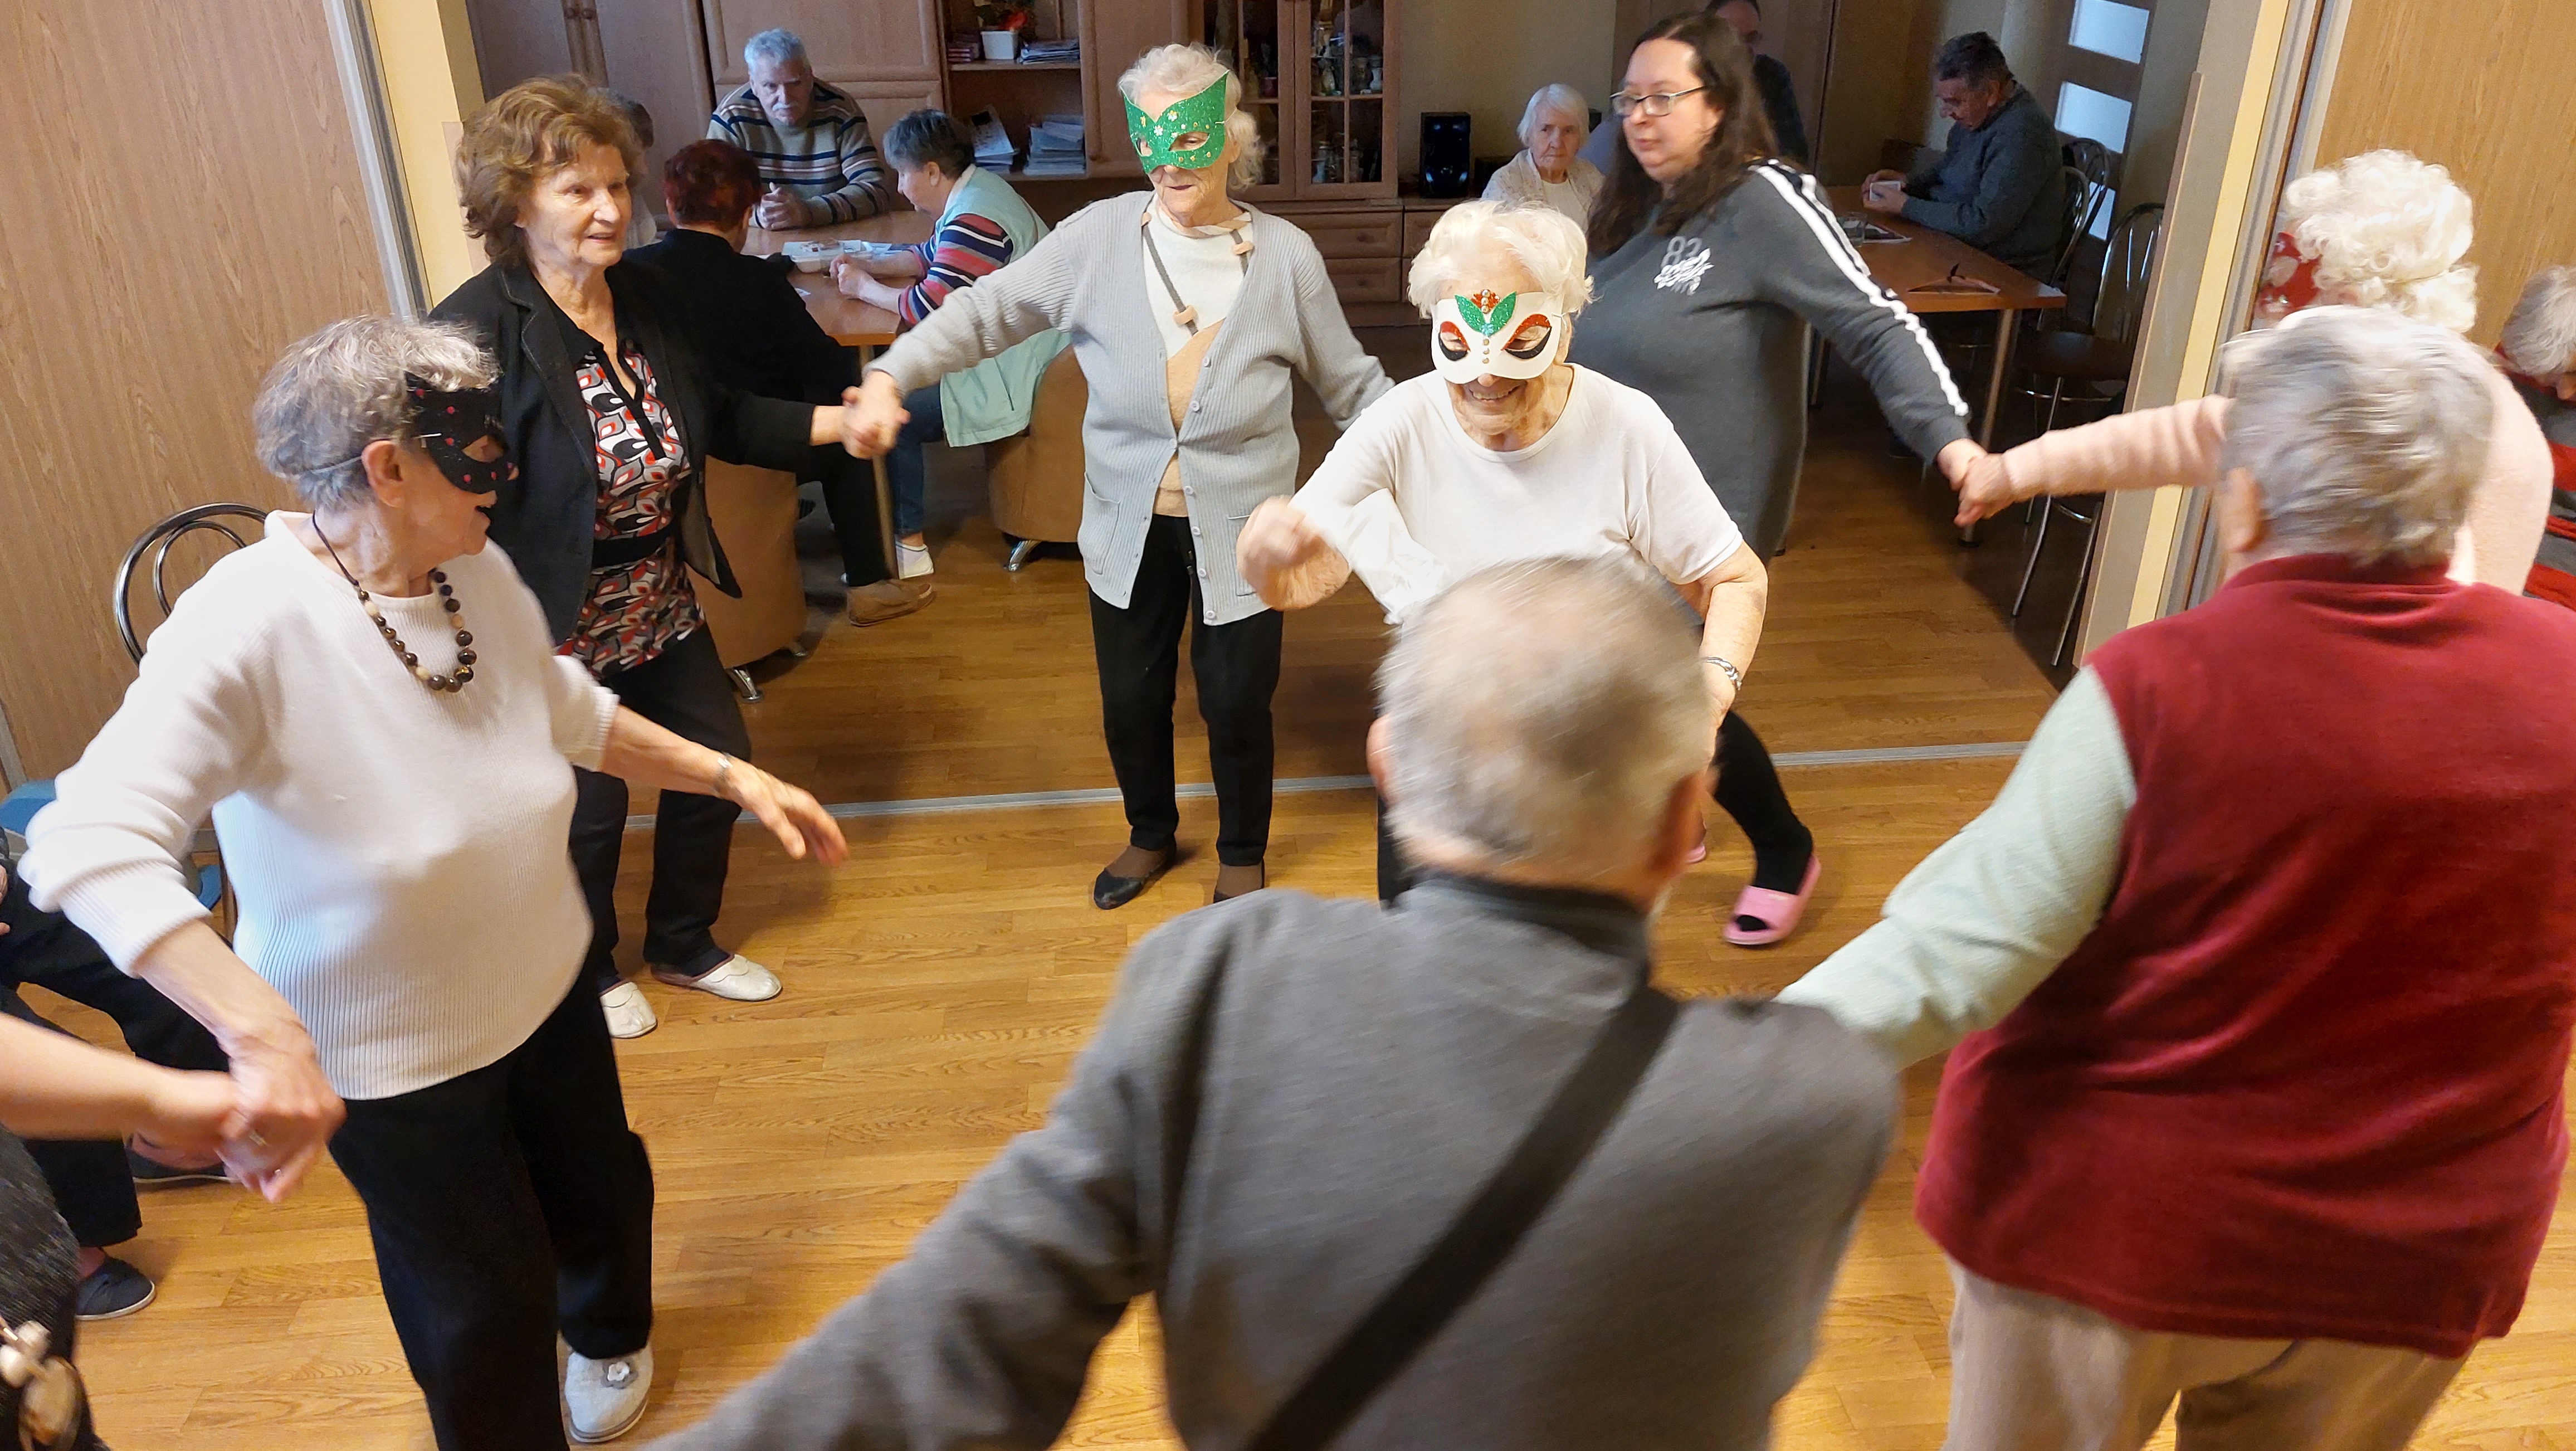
1917, 556, 2576, 1357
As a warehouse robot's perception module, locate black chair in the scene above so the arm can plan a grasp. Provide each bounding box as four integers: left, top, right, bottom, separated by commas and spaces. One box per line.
2016, 202, 2165, 436
114, 503, 271, 660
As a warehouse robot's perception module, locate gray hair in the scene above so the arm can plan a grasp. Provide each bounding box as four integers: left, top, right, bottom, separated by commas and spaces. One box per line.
1407, 199, 1596, 317
2501, 265, 2576, 378
743, 28, 807, 71
1516, 84, 1589, 148
2218, 306, 2491, 569
1378, 556, 1710, 880
1116, 43, 1265, 189
253, 316, 496, 513
1934, 31, 2012, 87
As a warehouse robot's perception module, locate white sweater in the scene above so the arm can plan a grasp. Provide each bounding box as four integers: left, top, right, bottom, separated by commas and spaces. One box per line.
23, 517, 618, 1100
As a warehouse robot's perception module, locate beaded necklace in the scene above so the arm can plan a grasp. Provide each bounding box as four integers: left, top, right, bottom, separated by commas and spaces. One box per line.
316, 524, 477, 694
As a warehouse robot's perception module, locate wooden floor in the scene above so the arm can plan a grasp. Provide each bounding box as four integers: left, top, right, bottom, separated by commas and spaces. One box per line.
33, 384, 2576, 1448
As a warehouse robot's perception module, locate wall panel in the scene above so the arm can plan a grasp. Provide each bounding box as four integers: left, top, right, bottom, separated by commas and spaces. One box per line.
0, 2, 386, 776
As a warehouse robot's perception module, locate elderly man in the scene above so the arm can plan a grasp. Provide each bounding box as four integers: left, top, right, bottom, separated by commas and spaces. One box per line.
1862, 31, 2062, 275
1579, 0, 1807, 170
706, 28, 894, 226
1781, 308, 2576, 1450
645, 556, 1894, 1451
2500, 265, 2576, 606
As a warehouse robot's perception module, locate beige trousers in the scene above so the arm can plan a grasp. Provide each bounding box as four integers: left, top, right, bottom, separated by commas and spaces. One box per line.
1944, 1260, 2465, 1451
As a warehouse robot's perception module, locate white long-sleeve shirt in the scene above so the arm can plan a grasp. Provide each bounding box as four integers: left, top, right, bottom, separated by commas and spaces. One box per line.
22, 516, 617, 1099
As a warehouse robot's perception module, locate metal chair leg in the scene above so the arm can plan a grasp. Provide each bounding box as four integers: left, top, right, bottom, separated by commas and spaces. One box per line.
2042, 377, 2068, 434
2012, 500, 2055, 617
2053, 512, 2100, 666
1007, 538, 1041, 572
728, 667, 762, 703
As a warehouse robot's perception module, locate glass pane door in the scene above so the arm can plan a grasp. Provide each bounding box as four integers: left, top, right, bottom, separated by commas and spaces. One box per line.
1306, 0, 1386, 188
1204, 0, 1284, 189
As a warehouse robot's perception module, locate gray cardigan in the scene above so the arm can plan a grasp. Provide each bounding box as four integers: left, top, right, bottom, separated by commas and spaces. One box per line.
870, 194, 1389, 624
647, 878, 1895, 1451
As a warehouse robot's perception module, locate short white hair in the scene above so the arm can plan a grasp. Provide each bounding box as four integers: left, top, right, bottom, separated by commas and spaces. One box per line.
1379, 556, 1710, 879
2218, 306, 2491, 569
743, 28, 807, 71
1516, 84, 1589, 148
2278, 150, 2477, 333
1116, 43, 1265, 189
2501, 265, 2576, 378
253, 316, 496, 512
1407, 200, 1596, 316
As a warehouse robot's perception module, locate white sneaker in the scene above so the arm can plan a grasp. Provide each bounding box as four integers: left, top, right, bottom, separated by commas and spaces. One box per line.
598, 981, 657, 1039
565, 1344, 652, 1444
896, 540, 933, 579
651, 955, 782, 1002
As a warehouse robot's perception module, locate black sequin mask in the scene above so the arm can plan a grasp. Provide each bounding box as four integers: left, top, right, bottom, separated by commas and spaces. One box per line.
406, 375, 514, 495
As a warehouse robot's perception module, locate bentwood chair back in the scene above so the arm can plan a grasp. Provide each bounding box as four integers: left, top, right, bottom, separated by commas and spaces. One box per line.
114, 503, 272, 661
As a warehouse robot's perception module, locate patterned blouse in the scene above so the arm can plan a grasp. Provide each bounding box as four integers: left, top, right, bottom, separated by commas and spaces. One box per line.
561, 327, 702, 674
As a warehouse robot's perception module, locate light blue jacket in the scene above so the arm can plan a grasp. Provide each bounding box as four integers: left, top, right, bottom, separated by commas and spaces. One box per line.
925, 165, 1067, 446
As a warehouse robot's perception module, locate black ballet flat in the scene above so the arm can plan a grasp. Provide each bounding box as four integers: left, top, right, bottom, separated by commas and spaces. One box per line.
1092, 847, 1180, 910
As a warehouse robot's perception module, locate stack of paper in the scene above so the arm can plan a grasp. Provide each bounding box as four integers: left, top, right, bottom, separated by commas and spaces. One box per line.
1023, 114, 1086, 176
1021, 37, 1080, 63
968, 108, 1017, 169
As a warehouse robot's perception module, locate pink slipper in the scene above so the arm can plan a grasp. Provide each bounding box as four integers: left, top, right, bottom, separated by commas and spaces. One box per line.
1725, 856, 1821, 948
1686, 829, 1708, 865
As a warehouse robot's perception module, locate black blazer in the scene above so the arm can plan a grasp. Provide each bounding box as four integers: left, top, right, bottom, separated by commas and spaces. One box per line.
626, 227, 858, 406
432, 260, 818, 644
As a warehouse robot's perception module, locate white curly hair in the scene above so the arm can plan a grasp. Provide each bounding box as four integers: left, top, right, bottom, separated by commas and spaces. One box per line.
1407, 200, 1596, 317
1117, 43, 1265, 189
2276, 150, 2477, 333
2501, 265, 2576, 379
1516, 84, 1589, 148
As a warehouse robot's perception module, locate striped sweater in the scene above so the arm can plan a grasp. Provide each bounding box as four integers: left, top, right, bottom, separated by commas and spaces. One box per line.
707, 81, 892, 223
895, 212, 1014, 328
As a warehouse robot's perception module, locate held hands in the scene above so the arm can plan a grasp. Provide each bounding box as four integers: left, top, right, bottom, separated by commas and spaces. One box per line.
1938, 440, 2018, 526
219, 1034, 345, 1203
718, 757, 850, 868
841, 374, 909, 458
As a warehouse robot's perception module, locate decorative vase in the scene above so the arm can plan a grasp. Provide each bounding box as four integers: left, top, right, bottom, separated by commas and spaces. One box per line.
980, 29, 1017, 61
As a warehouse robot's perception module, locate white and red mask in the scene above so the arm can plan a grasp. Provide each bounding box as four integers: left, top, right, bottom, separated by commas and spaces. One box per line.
2253, 230, 2323, 328
1430, 287, 1569, 384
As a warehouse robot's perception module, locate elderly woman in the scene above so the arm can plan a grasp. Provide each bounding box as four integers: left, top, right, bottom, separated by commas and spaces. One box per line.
1483, 84, 1604, 225
848, 44, 1390, 909
1575, 11, 1977, 945
435, 78, 866, 1040
1782, 309, 2576, 1450
2499, 265, 2576, 606
1952, 150, 2553, 595
1239, 200, 1766, 900
831, 108, 1067, 582
627, 139, 922, 628
21, 317, 845, 1450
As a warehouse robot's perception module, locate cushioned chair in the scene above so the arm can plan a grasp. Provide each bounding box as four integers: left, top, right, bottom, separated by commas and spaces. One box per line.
692, 460, 809, 702
983, 348, 1089, 571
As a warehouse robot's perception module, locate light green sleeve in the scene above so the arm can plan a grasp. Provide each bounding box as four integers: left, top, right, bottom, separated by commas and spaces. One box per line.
1775, 668, 2135, 1066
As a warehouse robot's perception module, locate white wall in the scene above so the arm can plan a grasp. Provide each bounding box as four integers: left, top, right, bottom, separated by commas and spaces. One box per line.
1396, 1, 1618, 177
2120, 0, 2213, 211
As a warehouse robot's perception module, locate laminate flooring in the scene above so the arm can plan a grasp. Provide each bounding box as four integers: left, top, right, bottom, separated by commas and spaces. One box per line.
32, 387, 2576, 1448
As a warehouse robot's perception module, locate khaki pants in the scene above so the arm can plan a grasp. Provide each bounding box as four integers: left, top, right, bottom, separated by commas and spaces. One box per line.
1944, 1260, 2465, 1451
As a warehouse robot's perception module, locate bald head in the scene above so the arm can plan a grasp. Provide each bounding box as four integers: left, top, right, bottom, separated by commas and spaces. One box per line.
1375, 556, 1713, 887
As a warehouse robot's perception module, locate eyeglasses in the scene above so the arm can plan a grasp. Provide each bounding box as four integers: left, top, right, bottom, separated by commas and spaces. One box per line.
1609, 85, 1707, 118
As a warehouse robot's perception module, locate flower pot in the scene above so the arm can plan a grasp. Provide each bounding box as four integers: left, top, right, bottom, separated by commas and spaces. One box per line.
980, 30, 1017, 61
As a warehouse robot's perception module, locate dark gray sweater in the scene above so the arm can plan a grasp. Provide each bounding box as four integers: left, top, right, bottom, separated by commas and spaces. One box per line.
1572, 160, 1973, 555
1903, 86, 2067, 276
649, 878, 1895, 1451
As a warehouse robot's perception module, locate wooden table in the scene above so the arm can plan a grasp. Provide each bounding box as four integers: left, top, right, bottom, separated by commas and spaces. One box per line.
1825, 187, 2065, 542
742, 212, 938, 569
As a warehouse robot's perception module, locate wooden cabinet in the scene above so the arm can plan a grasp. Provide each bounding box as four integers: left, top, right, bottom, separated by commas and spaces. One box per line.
1201, 0, 1397, 202
1082, 0, 1194, 176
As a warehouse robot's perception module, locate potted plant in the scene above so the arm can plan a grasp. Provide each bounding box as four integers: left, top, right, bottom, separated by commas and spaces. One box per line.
977, 1, 1030, 61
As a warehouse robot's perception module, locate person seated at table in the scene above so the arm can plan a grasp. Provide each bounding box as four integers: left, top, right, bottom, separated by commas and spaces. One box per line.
708, 27, 894, 226
1485, 85, 1603, 225
1950, 150, 2551, 596
601, 90, 660, 250
2497, 265, 2576, 607
831, 109, 1066, 582
630, 139, 924, 627
1861, 32, 2062, 277
1579, 1, 1808, 172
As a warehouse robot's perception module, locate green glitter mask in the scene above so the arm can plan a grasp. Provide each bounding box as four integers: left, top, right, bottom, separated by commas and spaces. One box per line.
1125, 76, 1230, 173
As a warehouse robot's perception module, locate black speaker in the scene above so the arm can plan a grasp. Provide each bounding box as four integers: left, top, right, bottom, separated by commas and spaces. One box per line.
1419, 111, 1472, 197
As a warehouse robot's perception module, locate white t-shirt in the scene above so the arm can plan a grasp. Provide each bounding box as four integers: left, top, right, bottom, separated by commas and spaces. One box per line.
1294, 367, 1747, 621
23, 517, 617, 1099
1142, 204, 1248, 359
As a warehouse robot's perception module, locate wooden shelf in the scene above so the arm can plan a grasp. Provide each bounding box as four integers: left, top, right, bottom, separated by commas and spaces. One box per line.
948, 61, 1083, 72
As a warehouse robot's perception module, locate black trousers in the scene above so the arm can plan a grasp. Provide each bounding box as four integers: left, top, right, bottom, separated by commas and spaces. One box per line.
1375, 713, 1814, 902
1, 869, 227, 1248
818, 446, 894, 588
570, 626, 752, 994
1089, 515, 1284, 868
329, 979, 654, 1451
